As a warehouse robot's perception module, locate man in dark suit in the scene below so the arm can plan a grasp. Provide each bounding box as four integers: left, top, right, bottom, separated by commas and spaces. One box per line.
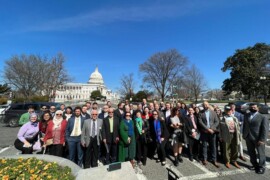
185, 107, 200, 162
65, 106, 85, 167
114, 102, 125, 121
81, 110, 103, 168
98, 105, 109, 120
102, 108, 120, 164
198, 101, 220, 168
81, 105, 91, 120
243, 103, 269, 174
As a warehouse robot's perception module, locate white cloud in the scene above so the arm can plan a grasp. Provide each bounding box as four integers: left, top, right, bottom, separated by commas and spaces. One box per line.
23, 0, 260, 32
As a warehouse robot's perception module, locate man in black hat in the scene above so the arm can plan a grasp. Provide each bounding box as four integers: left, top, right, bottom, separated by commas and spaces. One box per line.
243, 103, 269, 174
219, 105, 241, 169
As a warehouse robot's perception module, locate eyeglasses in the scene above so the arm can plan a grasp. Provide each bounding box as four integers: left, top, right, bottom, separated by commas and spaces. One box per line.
41, 107, 47, 109
92, 114, 98, 115
126, 115, 131, 117
108, 112, 114, 113
56, 114, 62, 116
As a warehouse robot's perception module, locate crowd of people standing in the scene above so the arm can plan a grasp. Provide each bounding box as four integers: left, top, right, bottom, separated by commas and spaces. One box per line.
14, 99, 268, 174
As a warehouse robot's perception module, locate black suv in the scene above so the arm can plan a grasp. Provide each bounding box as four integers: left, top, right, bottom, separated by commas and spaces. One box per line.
1, 102, 60, 127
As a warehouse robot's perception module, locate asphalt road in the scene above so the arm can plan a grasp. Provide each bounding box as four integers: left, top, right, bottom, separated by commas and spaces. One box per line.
1, 123, 270, 180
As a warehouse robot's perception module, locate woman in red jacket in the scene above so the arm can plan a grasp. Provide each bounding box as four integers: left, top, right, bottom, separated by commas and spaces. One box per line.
43, 110, 67, 157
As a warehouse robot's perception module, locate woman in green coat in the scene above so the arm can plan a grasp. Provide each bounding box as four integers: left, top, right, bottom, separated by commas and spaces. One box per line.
118, 112, 136, 167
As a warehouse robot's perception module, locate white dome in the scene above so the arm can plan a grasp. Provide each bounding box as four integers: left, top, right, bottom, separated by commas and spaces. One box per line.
88, 67, 104, 85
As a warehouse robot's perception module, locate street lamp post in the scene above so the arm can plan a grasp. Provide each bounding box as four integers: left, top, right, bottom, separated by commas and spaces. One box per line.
260, 76, 268, 105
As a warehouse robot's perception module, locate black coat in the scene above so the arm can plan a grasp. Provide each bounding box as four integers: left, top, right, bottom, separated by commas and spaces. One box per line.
185, 115, 200, 136
114, 109, 124, 122
149, 119, 169, 142
102, 115, 120, 144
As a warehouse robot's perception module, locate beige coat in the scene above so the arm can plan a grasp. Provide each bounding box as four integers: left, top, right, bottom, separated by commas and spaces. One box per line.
219, 115, 241, 144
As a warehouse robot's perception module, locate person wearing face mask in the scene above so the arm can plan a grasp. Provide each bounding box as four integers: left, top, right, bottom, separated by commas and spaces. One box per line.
219, 106, 241, 169
243, 103, 269, 174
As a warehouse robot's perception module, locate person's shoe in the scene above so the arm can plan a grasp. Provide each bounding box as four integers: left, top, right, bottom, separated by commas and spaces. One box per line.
212, 161, 220, 168
178, 154, 183, 163
189, 157, 194, 162
156, 159, 161, 163
232, 162, 240, 169
225, 162, 231, 169
239, 156, 247, 162
202, 160, 208, 165
194, 156, 199, 162
256, 167, 265, 174
161, 161, 166, 166
249, 166, 256, 170
174, 157, 179, 166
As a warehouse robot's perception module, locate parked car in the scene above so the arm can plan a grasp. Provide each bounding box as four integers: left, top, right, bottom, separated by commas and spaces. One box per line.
235, 101, 270, 114
1, 102, 61, 127
0, 104, 11, 123
0, 104, 10, 114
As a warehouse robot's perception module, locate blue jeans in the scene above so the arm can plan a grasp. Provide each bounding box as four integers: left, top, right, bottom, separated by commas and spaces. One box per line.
68, 139, 84, 167
201, 132, 216, 162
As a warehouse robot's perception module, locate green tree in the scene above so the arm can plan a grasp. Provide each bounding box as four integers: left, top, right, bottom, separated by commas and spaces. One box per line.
221, 43, 270, 104
133, 91, 148, 102
139, 49, 188, 101
91, 90, 102, 100
0, 84, 11, 94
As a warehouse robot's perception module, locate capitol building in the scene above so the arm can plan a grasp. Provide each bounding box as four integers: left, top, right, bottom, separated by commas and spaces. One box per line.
54, 67, 119, 102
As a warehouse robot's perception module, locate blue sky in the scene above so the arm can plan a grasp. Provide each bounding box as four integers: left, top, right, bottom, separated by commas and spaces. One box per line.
0, 0, 270, 93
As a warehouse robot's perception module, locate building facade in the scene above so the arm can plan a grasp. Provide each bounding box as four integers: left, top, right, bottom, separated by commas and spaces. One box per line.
54, 67, 118, 102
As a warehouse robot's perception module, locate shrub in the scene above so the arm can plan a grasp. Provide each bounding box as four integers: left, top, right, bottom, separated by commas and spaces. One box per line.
0, 97, 7, 105
0, 157, 75, 180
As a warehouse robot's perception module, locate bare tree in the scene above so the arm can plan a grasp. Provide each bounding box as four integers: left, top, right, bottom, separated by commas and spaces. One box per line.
118, 73, 136, 99
139, 49, 188, 101
183, 64, 207, 103
4, 53, 71, 101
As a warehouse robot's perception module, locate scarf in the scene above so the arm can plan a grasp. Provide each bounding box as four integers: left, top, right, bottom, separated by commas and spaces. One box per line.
124, 119, 134, 137
154, 120, 162, 143
53, 116, 63, 129
31, 122, 38, 127
135, 117, 143, 135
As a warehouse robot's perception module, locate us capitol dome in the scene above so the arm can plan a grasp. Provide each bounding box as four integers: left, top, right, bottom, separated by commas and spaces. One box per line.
55, 66, 118, 102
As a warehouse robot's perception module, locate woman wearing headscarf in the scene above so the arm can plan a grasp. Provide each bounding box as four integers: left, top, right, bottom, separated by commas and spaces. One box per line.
150, 110, 169, 166
43, 110, 67, 157
14, 113, 39, 154
118, 112, 136, 167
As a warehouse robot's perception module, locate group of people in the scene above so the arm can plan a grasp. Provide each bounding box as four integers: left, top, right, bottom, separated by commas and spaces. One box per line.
14, 99, 268, 174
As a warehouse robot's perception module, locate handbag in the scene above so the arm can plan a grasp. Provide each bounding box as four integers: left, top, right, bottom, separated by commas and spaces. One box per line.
45, 138, 54, 146
32, 134, 42, 151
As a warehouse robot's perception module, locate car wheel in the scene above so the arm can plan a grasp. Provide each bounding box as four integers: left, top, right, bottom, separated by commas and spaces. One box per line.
0, 115, 5, 123
9, 117, 19, 127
